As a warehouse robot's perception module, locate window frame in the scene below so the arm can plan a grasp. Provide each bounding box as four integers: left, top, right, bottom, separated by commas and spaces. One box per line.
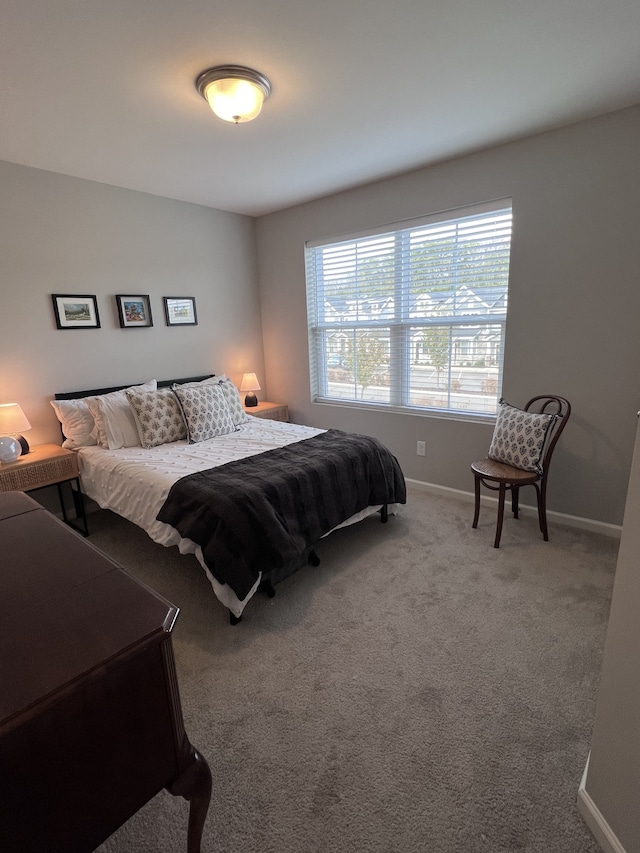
305, 199, 512, 420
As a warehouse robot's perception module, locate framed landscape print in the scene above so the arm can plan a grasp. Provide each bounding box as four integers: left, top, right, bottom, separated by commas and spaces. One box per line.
116, 294, 153, 328
164, 296, 198, 326
52, 294, 100, 329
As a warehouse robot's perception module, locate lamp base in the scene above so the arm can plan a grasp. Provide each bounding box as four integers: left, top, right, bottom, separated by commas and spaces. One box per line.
244, 392, 258, 407
0, 436, 22, 464
16, 434, 30, 454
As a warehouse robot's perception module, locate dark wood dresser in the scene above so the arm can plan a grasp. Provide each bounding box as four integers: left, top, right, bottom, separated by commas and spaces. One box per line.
0, 491, 211, 853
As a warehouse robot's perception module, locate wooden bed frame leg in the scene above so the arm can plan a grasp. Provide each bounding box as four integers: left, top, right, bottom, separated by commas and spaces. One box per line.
229, 611, 242, 626
308, 549, 320, 567
380, 504, 388, 523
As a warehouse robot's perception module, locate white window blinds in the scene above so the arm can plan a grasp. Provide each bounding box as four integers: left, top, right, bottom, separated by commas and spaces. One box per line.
305, 200, 512, 416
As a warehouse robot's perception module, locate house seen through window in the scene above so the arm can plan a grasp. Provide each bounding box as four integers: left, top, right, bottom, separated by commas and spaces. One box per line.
305, 200, 512, 417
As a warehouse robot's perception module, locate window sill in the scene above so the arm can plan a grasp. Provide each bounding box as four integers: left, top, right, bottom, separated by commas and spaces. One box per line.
311, 397, 496, 425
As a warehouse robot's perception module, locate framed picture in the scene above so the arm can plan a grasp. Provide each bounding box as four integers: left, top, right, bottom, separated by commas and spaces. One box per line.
51, 294, 100, 329
164, 297, 198, 326
115, 294, 153, 328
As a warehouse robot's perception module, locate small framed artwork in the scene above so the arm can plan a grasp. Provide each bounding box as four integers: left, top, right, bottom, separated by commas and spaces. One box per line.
164, 296, 198, 326
115, 294, 153, 329
52, 294, 100, 329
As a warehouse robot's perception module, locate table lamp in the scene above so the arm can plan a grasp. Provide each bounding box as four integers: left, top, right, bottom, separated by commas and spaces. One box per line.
0, 403, 32, 462
240, 373, 261, 407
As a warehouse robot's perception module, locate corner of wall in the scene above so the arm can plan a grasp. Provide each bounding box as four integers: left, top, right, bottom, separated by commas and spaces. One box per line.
578, 755, 627, 853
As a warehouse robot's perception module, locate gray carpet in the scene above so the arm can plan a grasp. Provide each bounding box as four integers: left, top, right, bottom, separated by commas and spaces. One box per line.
90, 484, 617, 853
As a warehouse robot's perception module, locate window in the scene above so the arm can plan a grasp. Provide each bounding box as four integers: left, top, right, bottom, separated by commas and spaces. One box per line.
305, 200, 512, 417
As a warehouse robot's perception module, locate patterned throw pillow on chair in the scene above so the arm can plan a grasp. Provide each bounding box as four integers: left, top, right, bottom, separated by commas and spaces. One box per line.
488, 401, 556, 474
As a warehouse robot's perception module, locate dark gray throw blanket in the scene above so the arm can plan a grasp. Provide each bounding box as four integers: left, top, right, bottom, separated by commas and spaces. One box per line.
156, 429, 406, 601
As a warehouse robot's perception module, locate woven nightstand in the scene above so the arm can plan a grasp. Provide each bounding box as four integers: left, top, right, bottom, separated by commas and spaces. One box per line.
243, 402, 289, 422
0, 444, 88, 535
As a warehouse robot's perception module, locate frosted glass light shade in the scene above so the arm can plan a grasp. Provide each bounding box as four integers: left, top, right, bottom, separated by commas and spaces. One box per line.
0, 435, 22, 463
196, 66, 271, 124
204, 78, 264, 123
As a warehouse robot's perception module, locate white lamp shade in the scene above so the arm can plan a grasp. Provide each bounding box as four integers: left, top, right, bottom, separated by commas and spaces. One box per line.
240, 373, 261, 392
0, 403, 31, 433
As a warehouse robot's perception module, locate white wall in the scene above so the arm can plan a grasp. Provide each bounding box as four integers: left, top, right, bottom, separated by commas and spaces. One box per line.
256, 105, 640, 526
0, 161, 262, 446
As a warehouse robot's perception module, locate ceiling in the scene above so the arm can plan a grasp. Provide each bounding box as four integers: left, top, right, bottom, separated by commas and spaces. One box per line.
2, 1, 640, 217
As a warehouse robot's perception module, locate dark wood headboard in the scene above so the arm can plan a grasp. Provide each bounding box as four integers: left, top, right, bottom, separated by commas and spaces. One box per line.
54, 374, 214, 401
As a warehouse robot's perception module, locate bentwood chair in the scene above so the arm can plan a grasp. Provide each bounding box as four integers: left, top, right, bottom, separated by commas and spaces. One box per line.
471, 395, 571, 548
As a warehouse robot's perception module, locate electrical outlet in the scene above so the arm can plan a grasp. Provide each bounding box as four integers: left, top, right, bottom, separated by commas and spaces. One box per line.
417, 440, 426, 457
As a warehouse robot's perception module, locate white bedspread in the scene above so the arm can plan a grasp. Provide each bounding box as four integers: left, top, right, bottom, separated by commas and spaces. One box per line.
78, 417, 388, 617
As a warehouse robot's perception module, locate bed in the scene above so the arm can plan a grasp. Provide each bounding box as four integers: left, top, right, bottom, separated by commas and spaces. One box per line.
52, 374, 406, 622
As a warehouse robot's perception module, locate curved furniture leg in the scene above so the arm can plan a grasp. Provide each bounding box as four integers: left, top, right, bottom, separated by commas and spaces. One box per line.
494, 483, 506, 548
168, 748, 212, 853
511, 485, 520, 519
537, 482, 549, 540
380, 504, 388, 523
472, 474, 481, 529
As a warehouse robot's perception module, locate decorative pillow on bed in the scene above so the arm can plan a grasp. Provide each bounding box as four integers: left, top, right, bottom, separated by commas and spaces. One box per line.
86, 380, 157, 450
126, 387, 187, 448
173, 383, 236, 443
50, 398, 98, 449
173, 374, 248, 426
215, 375, 250, 426
488, 401, 557, 474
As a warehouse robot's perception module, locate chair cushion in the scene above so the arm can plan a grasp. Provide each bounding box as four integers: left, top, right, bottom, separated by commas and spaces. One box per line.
488, 401, 557, 474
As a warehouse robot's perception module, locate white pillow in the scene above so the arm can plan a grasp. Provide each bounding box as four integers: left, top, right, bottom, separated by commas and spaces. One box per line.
173, 383, 236, 443
86, 380, 157, 450
50, 398, 97, 449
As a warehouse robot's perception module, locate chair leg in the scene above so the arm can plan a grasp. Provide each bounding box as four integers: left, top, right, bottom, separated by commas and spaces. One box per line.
494, 483, 506, 548
511, 485, 519, 519
536, 482, 549, 540
472, 473, 481, 529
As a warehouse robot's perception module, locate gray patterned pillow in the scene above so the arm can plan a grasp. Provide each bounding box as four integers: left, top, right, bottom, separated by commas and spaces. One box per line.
173, 375, 248, 426
218, 377, 249, 426
126, 387, 187, 448
173, 384, 236, 443
488, 401, 556, 474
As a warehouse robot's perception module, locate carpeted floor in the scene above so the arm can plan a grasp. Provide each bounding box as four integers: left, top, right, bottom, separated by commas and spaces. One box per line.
90, 483, 617, 853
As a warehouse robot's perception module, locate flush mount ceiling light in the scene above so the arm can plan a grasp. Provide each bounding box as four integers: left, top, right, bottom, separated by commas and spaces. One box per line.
195, 65, 271, 124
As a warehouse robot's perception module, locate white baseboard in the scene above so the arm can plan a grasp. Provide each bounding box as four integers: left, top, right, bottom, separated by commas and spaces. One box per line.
578, 755, 627, 853
405, 478, 622, 539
